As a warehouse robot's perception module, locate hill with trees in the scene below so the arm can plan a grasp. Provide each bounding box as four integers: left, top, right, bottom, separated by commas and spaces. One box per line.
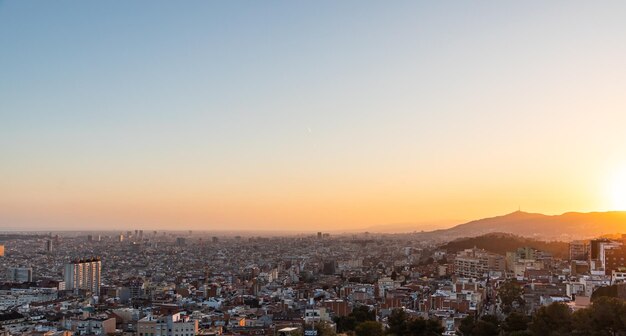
410, 210, 626, 241
440, 232, 569, 258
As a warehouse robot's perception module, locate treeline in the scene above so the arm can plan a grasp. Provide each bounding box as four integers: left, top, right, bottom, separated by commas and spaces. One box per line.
441, 233, 569, 259
321, 295, 626, 336
459, 296, 626, 335
308, 280, 626, 336
333, 306, 379, 335
332, 306, 444, 336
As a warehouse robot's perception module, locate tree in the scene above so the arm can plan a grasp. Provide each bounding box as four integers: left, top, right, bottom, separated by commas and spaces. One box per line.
386, 309, 408, 335
570, 308, 595, 336
458, 315, 476, 336
352, 306, 376, 323
335, 306, 376, 333
587, 296, 626, 335
315, 322, 337, 336
472, 319, 500, 336
508, 331, 533, 336
386, 309, 444, 336
502, 312, 530, 335
458, 315, 500, 336
570, 296, 626, 335
334, 316, 357, 333
498, 281, 525, 314
355, 321, 384, 336
406, 317, 445, 336
529, 302, 572, 336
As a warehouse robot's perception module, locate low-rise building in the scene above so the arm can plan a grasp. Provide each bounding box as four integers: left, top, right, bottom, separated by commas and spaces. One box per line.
137, 312, 198, 336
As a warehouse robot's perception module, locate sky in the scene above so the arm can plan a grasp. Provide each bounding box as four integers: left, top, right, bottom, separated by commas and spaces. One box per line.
2, 1, 626, 231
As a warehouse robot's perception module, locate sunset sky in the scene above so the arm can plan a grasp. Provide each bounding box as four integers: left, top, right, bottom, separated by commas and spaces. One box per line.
2, 1, 626, 231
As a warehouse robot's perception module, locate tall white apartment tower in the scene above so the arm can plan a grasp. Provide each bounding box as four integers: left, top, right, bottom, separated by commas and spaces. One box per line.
64, 257, 101, 294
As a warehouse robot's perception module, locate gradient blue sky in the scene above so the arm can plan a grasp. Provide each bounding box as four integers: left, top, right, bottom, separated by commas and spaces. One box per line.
2, 1, 626, 231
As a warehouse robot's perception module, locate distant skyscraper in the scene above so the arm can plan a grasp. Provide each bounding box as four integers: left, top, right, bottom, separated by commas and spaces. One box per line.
45, 239, 53, 252
0, 244, 4, 257
64, 257, 102, 294
323, 260, 337, 275
7, 267, 33, 283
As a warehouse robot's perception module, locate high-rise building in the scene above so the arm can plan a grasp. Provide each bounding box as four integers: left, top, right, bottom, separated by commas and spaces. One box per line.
569, 240, 589, 261
589, 239, 622, 271
0, 244, 4, 257
7, 267, 33, 283
605, 246, 626, 275
45, 239, 54, 252
64, 257, 102, 294
323, 260, 337, 275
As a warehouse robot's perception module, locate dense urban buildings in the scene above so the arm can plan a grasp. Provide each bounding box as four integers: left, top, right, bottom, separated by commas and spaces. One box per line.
0, 229, 620, 335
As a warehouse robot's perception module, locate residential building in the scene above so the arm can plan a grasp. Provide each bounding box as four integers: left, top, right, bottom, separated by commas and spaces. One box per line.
71, 317, 115, 335
569, 241, 589, 261
6, 267, 33, 283
64, 257, 102, 294
453, 248, 505, 278
137, 313, 198, 336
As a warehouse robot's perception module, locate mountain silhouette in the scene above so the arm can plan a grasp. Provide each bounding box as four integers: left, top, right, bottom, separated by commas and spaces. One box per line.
413, 210, 626, 241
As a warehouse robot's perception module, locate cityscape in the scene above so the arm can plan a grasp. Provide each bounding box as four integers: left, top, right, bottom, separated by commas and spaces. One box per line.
3, 1, 626, 335
0, 218, 625, 335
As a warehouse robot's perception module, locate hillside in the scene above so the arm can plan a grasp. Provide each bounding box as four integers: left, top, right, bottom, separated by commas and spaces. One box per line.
440, 232, 569, 258
413, 210, 626, 241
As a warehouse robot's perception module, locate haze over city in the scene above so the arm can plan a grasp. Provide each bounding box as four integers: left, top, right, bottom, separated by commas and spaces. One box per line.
6, 2, 626, 336
3, 1, 626, 231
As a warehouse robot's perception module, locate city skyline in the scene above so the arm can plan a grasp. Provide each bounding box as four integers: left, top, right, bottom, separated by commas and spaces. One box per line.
3, 1, 626, 231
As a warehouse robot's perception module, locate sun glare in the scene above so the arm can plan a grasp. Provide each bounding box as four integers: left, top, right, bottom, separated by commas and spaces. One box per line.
609, 169, 626, 210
